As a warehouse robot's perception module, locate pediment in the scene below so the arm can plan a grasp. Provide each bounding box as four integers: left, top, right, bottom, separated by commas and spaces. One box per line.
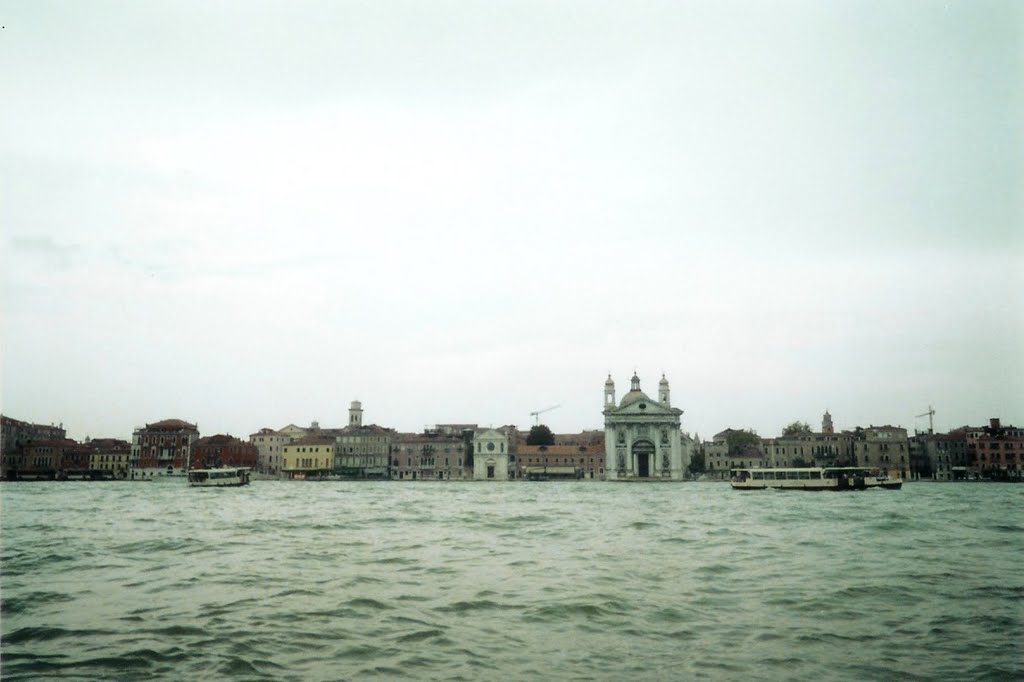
607, 400, 680, 418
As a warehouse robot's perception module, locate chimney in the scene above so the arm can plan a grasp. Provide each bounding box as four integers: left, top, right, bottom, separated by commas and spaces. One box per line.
989, 418, 1001, 430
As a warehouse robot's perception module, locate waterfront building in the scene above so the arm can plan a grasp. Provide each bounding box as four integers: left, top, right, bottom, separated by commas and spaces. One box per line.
703, 429, 766, 480
516, 444, 604, 479
934, 429, 970, 480
391, 428, 470, 480
132, 419, 200, 475
8, 439, 76, 478
60, 441, 91, 473
249, 425, 308, 475
87, 438, 132, 479
1, 415, 66, 477
969, 418, 1023, 480
851, 425, 909, 479
603, 373, 688, 480
514, 429, 606, 480
552, 430, 605, 446
327, 402, 394, 479
762, 413, 853, 468
279, 423, 312, 440
192, 434, 258, 470
909, 429, 969, 481
473, 429, 510, 480
280, 436, 334, 480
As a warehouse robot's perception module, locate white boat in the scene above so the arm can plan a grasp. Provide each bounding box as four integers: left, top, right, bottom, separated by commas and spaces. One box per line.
730, 467, 902, 491
187, 467, 251, 487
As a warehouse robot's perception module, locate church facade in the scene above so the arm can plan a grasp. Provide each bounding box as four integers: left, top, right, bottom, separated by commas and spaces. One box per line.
603, 373, 688, 481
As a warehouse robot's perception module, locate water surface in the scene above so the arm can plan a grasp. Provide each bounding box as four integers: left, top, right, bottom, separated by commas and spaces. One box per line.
2, 481, 1021, 680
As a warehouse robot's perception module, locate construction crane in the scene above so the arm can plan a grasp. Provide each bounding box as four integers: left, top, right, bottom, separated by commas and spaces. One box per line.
916, 405, 936, 434
530, 404, 561, 425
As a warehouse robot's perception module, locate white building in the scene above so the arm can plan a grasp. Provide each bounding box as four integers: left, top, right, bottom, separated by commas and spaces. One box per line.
603, 373, 688, 480
249, 425, 307, 475
473, 429, 510, 480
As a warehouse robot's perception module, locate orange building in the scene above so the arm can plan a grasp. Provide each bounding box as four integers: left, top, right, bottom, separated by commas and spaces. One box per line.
133, 419, 199, 473
970, 418, 1023, 480
515, 443, 606, 480
192, 435, 258, 469
11, 439, 76, 478
391, 429, 470, 480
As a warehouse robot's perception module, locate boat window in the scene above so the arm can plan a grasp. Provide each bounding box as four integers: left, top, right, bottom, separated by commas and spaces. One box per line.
787, 471, 800, 479
752, 472, 764, 480
763, 471, 775, 480
798, 471, 812, 479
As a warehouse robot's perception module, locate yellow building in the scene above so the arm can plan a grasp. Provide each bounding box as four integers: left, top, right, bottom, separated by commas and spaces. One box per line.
87, 438, 132, 478
280, 436, 335, 480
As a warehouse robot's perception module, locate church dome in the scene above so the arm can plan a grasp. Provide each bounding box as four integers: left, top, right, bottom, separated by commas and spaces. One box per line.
619, 389, 652, 407
659, 374, 669, 385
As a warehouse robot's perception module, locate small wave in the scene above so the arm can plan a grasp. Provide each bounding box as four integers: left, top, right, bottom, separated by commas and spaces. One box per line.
1, 590, 75, 615
346, 597, 393, 611
396, 628, 446, 643
362, 556, 416, 566
112, 538, 208, 556
271, 587, 323, 599
526, 602, 620, 622
628, 521, 658, 530
218, 656, 264, 677
435, 599, 517, 614
649, 606, 691, 623
796, 631, 874, 644
665, 628, 698, 640
695, 563, 735, 576
659, 536, 692, 545
337, 644, 383, 660
506, 514, 550, 523
359, 665, 409, 677
141, 624, 206, 637
423, 566, 457, 575
3, 625, 113, 644
693, 659, 749, 673
961, 584, 1024, 600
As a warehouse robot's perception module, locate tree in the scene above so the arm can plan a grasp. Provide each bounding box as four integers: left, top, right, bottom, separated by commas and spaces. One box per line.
726, 429, 761, 456
782, 421, 812, 436
526, 424, 555, 446
688, 450, 706, 475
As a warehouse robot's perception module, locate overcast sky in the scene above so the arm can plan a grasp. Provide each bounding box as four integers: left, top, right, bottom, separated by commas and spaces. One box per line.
2, 1, 1021, 443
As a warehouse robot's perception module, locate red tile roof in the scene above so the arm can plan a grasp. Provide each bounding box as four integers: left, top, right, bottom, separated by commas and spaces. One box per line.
145, 419, 197, 430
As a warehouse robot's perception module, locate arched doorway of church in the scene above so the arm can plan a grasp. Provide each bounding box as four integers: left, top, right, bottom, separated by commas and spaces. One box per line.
633, 440, 655, 478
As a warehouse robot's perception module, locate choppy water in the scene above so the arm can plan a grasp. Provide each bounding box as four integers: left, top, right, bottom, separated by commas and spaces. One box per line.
1, 481, 1021, 681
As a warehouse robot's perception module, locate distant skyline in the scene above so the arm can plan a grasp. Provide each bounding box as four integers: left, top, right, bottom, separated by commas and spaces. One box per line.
2, 1, 1021, 442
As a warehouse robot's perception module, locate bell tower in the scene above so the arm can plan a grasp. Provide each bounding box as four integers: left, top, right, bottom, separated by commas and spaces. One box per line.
604, 374, 616, 409
822, 410, 834, 435
659, 374, 670, 406
349, 400, 363, 427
